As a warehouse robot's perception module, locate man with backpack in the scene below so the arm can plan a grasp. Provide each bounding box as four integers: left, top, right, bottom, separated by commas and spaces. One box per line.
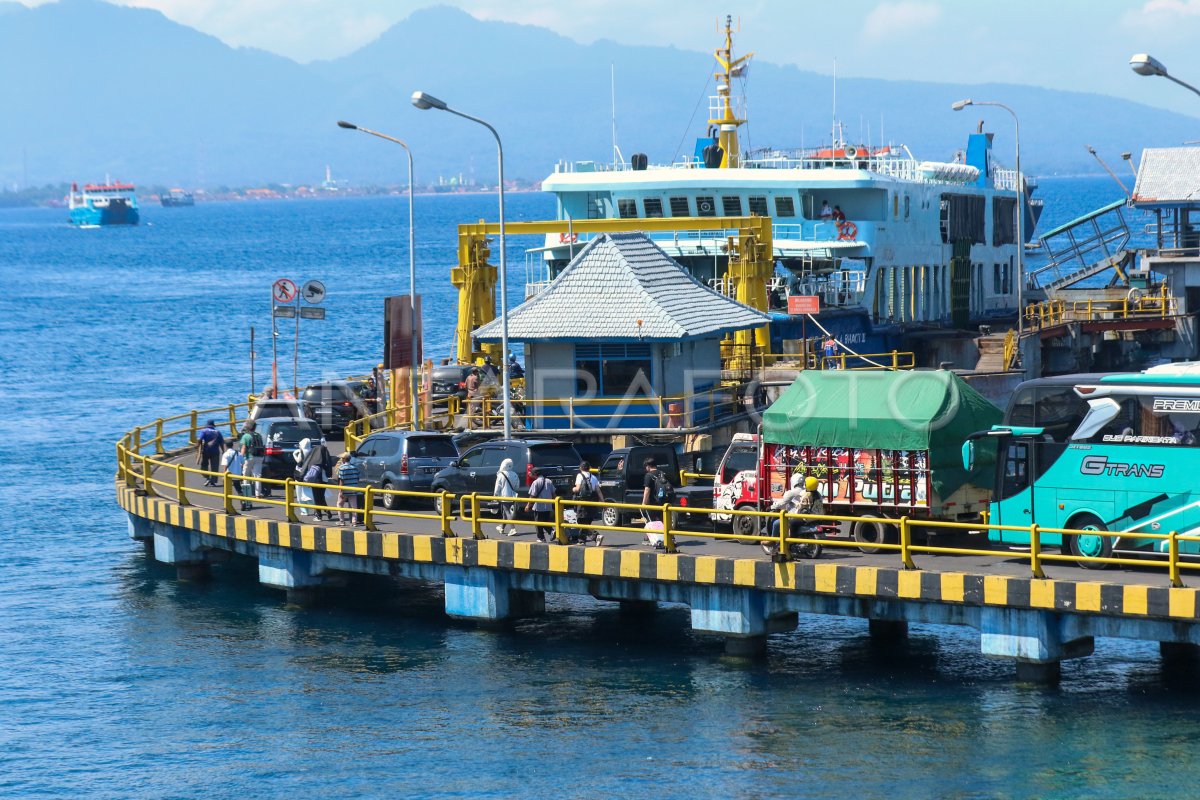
572, 460, 606, 546
640, 457, 675, 523
525, 466, 556, 542
238, 420, 266, 498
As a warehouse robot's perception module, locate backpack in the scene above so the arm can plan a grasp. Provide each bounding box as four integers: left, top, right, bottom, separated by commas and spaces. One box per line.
577, 471, 595, 500
250, 432, 265, 457
650, 472, 675, 505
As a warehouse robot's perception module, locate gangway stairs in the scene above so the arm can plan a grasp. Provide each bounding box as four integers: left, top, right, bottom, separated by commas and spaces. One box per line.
1028, 199, 1134, 293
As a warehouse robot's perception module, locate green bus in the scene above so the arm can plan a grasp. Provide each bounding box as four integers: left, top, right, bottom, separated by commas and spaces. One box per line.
963, 365, 1200, 567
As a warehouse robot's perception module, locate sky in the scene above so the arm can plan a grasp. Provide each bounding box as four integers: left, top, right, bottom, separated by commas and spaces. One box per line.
15, 0, 1200, 114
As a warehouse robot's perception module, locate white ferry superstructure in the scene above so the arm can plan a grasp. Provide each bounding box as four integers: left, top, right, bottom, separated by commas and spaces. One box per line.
535, 18, 1042, 356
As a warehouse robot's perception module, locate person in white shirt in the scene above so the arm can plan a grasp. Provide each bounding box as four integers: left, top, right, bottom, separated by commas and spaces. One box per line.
494, 458, 520, 537
572, 460, 606, 546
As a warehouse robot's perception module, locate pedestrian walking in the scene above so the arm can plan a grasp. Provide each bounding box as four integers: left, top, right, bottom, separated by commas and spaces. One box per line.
335, 451, 362, 526
238, 445, 255, 510
220, 441, 245, 505
301, 438, 334, 521
525, 466, 556, 542
239, 420, 266, 498
293, 438, 314, 517
464, 368, 482, 428
572, 460, 605, 546
494, 457, 520, 537
641, 458, 675, 549
195, 420, 225, 486
823, 336, 841, 369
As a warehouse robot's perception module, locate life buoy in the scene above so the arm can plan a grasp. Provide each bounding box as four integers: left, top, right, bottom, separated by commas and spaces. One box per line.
837, 221, 858, 241
559, 232, 578, 244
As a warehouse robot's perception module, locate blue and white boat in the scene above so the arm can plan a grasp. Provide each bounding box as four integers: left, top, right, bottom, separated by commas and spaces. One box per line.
536, 19, 1043, 360
68, 181, 140, 227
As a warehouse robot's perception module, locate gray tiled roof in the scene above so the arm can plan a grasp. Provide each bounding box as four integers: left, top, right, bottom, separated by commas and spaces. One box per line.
1132, 147, 1200, 206
473, 232, 770, 342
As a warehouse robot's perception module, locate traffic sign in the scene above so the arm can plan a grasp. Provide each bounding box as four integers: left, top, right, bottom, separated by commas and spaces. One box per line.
273, 278, 298, 304
302, 280, 326, 304
300, 306, 326, 320
273, 305, 297, 318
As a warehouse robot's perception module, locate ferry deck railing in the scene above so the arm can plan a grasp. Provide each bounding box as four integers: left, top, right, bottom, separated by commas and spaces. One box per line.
1024, 286, 1177, 330
117, 402, 1200, 585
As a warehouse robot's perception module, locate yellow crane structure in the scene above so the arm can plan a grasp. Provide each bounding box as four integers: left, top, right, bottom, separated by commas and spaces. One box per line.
452, 216, 774, 364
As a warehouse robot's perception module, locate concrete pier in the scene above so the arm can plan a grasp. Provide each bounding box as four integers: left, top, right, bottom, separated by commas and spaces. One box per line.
119, 483, 1200, 683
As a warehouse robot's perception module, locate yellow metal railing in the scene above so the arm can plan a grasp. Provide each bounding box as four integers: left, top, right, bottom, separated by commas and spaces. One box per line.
1025, 286, 1176, 330
118, 402, 1198, 587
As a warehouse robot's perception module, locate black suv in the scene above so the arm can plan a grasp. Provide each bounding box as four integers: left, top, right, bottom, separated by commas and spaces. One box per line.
431, 439, 583, 510
301, 380, 381, 436
430, 365, 474, 402
258, 417, 325, 481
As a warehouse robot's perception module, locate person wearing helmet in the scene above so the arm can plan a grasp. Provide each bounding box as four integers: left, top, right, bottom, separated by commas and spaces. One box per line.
481, 354, 499, 384
764, 473, 824, 556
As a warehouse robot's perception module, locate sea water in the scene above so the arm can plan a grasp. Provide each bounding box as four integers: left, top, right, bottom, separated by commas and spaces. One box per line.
3, 177, 1198, 799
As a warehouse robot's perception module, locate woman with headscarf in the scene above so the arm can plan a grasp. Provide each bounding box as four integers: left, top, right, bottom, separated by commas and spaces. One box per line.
494, 457, 520, 537
293, 438, 314, 516
300, 438, 334, 521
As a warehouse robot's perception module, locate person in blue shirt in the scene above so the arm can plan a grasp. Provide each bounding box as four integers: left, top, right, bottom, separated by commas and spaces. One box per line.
195, 420, 225, 486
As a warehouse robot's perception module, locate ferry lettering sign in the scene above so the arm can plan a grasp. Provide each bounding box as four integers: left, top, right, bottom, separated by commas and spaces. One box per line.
788, 295, 820, 315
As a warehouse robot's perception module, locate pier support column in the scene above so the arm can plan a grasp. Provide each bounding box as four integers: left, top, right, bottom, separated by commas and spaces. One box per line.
619, 600, 659, 616
689, 586, 794, 654
443, 566, 544, 622
258, 546, 325, 605
869, 619, 909, 641
979, 608, 1093, 684
152, 523, 212, 581
127, 513, 153, 543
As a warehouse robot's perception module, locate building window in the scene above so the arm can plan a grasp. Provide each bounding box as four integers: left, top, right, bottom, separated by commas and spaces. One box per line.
586, 192, 607, 219
774, 196, 796, 217
643, 198, 664, 218
575, 343, 653, 397
748, 196, 769, 216
617, 198, 638, 219
669, 196, 690, 216
722, 196, 743, 216
696, 196, 717, 216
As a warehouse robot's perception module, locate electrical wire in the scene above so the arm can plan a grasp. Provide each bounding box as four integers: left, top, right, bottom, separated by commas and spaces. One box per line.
672, 73, 714, 164
805, 313, 895, 370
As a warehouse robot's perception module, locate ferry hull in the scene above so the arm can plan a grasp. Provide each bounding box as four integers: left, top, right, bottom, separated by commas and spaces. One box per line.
69, 202, 139, 227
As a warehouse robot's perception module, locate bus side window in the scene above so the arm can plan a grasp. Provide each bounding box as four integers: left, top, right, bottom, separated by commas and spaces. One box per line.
1000, 442, 1030, 499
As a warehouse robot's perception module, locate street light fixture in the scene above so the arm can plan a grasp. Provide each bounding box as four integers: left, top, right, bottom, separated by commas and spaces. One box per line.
337, 120, 420, 430
412, 90, 512, 440
953, 98, 1026, 343
1130, 53, 1200, 100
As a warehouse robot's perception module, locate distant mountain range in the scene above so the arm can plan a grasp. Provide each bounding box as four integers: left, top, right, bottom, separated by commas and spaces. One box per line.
2, 0, 1197, 189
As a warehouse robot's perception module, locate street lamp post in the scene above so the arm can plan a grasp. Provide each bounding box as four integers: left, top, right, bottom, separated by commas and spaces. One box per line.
337, 120, 420, 429
1130, 53, 1200, 101
952, 98, 1025, 341
412, 91, 512, 440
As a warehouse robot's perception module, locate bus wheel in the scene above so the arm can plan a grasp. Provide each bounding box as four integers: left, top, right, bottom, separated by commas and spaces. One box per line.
853, 519, 894, 554
1068, 514, 1113, 569
732, 506, 761, 543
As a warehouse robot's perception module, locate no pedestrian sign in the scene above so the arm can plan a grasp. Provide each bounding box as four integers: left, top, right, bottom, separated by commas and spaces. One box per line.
273, 278, 298, 304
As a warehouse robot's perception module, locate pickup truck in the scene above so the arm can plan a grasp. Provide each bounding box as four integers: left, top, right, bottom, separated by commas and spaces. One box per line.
596, 445, 712, 528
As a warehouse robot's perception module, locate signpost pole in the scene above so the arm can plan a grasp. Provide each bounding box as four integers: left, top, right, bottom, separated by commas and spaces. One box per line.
294, 290, 300, 396
250, 326, 255, 397
270, 287, 278, 397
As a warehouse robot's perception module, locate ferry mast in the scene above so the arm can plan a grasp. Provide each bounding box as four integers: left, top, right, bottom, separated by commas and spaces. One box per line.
710, 16, 753, 168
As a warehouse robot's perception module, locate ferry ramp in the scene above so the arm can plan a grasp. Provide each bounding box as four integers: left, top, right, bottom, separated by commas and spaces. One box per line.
116, 399, 1200, 684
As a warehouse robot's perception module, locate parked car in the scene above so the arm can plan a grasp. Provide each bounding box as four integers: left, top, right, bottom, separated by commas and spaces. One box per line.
431, 439, 583, 512
257, 417, 325, 481
350, 431, 459, 509
597, 445, 713, 528
430, 365, 474, 402
300, 380, 381, 437
249, 398, 313, 422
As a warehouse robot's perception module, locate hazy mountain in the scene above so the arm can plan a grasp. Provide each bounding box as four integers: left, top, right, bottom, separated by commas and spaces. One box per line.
1, 1, 1197, 189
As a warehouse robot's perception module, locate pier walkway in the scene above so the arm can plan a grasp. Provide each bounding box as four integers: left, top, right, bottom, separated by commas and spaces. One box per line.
117, 400, 1200, 683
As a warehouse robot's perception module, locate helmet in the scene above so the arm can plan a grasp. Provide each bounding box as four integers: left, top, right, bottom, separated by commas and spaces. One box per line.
804, 476, 819, 492
485, 355, 493, 364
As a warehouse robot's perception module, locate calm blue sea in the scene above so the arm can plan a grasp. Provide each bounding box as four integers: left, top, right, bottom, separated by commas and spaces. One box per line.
4, 177, 1199, 799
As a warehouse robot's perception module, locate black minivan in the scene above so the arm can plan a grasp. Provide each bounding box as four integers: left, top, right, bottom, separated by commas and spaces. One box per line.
431, 439, 583, 510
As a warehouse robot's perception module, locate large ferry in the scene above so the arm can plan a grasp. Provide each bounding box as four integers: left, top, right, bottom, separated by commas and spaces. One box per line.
68, 181, 140, 227
537, 19, 1043, 360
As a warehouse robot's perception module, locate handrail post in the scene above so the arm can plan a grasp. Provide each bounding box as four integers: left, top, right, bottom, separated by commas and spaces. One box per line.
133, 426, 142, 455
175, 464, 188, 506
554, 496, 567, 545
469, 493, 483, 539
891, 350, 898, 370
899, 515, 915, 569
663, 503, 676, 553
1029, 523, 1045, 579
189, 410, 198, 443
154, 418, 165, 454
1169, 530, 1182, 588
223, 470, 236, 515
227, 404, 237, 437
363, 486, 377, 530
440, 491, 454, 538
284, 479, 298, 523
141, 454, 155, 495
778, 509, 789, 561
568, 396, 575, 428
